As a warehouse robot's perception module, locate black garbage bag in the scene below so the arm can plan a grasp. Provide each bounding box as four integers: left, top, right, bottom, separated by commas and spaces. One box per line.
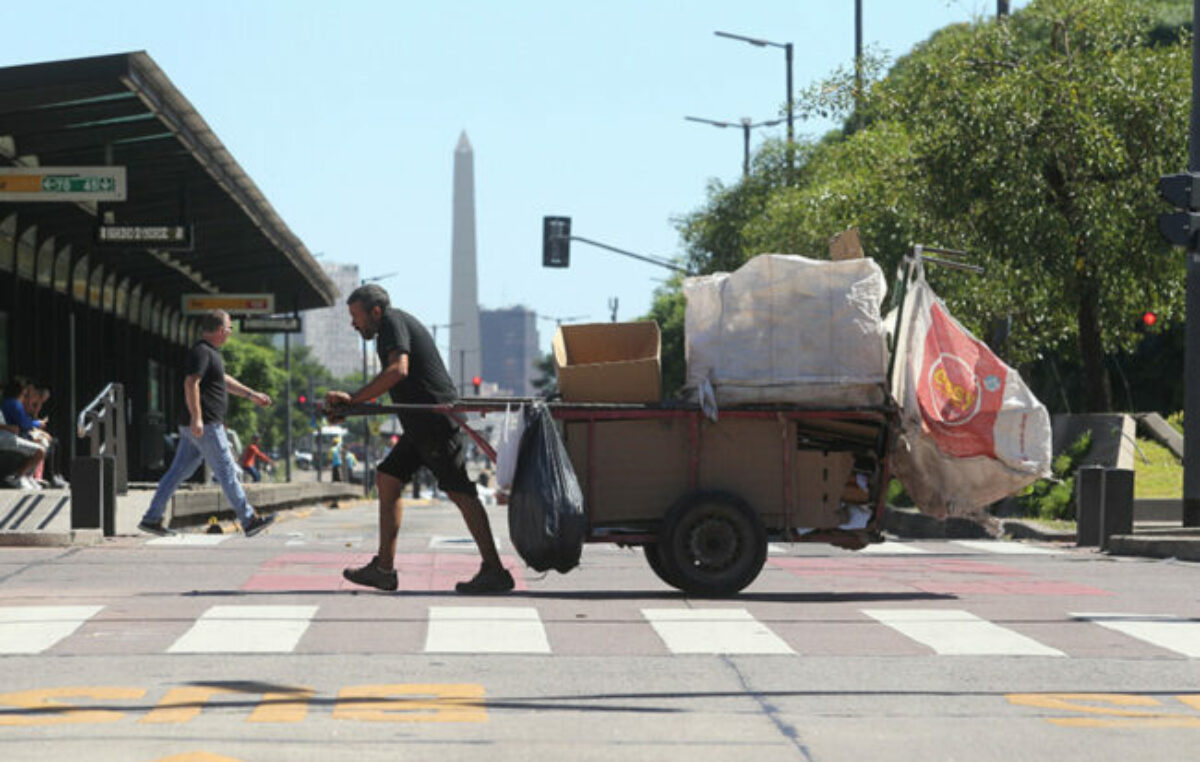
507, 402, 585, 573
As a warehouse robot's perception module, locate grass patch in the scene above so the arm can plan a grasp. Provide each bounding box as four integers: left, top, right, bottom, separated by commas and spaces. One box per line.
1133, 437, 1182, 499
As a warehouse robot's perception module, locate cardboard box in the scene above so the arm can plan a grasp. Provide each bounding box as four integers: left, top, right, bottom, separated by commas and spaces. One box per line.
552, 321, 661, 403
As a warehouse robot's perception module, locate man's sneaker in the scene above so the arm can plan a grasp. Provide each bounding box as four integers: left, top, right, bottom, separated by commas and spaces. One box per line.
342, 556, 398, 591
137, 519, 177, 537
242, 513, 276, 537
455, 565, 515, 595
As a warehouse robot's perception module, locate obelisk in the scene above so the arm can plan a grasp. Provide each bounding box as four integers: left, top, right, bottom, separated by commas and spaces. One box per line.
449, 131, 481, 396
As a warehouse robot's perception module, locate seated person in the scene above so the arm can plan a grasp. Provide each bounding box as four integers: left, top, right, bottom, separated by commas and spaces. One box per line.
25, 382, 65, 487
0, 393, 45, 490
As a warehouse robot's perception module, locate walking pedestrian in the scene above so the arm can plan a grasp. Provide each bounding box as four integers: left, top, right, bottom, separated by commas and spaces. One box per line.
326, 283, 513, 594
137, 309, 276, 537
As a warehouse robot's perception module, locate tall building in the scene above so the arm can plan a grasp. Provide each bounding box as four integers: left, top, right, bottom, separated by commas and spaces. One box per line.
449, 131, 482, 396
296, 261, 370, 379
480, 307, 539, 396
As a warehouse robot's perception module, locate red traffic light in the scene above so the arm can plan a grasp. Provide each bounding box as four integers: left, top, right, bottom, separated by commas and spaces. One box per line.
297, 394, 308, 404
471, 376, 482, 386
1142, 311, 1158, 328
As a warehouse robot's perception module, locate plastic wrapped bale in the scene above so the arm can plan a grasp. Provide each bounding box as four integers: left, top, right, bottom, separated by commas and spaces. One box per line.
507, 402, 586, 573
684, 254, 890, 407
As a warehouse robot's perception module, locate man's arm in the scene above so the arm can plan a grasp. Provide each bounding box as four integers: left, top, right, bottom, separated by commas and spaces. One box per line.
326, 350, 407, 414
225, 374, 272, 408
184, 374, 204, 438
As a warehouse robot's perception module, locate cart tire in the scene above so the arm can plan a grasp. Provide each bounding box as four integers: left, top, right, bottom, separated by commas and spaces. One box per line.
659, 490, 767, 596
643, 543, 686, 590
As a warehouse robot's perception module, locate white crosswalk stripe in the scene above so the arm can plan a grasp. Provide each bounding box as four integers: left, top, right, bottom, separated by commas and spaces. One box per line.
858, 542, 930, 554
862, 608, 1065, 656
146, 534, 230, 547
167, 605, 318, 653
0, 605, 104, 654
1071, 613, 1200, 658
14, 601, 1200, 659
642, 608, 794, 654
952, 540, 1062, 555
425, 606, 550, 653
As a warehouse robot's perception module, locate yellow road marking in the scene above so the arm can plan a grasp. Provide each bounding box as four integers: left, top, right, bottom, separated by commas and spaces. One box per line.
1008, 693, 1200, 728
247, 688, 314, 723
333, 684, 487, 723
0, 687, 144, 726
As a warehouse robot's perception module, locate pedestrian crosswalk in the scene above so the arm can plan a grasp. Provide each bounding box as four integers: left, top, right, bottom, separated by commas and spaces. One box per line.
2, 602, 1197, 659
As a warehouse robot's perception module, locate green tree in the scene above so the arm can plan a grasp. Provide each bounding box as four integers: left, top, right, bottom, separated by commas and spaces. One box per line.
663, 0, 1192, 413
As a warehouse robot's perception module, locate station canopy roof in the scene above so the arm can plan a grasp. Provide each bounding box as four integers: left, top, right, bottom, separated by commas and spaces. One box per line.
0, 51, 337, 311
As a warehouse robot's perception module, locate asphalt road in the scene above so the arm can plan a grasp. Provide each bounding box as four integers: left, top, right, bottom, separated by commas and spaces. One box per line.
1, 497, 1198, 762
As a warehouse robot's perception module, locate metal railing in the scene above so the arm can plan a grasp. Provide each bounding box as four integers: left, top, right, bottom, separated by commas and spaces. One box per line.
76, 382, 128, 494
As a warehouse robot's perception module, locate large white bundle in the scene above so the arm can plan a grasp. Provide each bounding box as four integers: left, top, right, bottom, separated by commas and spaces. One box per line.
684, 254, 890, 406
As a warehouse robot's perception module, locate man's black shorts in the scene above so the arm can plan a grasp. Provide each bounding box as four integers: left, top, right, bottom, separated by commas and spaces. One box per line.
375, 417, 477, 496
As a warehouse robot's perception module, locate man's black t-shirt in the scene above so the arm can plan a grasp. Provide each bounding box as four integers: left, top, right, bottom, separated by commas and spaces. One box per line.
180, 340, 227, 426
375, 308, 458, 438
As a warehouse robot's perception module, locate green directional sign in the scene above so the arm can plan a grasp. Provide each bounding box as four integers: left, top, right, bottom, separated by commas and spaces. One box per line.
0, 166, 126, 201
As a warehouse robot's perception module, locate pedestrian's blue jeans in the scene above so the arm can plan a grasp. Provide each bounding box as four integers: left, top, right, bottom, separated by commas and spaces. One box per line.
142, 424, 255, 527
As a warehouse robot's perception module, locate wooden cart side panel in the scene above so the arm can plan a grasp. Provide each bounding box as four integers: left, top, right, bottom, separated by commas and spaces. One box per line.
790, 449, 855, 531
564, 420, 690, 523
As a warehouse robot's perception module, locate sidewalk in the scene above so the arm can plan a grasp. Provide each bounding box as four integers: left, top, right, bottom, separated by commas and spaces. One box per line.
0, 479, 362, 547
885, 505, 1200, 561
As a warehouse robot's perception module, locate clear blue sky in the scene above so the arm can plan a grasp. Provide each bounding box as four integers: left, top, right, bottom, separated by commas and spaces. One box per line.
2, 0, 1026, 358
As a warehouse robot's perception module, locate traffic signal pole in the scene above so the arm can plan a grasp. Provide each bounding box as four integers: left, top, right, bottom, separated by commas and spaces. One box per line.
1186, 0, 1200, 526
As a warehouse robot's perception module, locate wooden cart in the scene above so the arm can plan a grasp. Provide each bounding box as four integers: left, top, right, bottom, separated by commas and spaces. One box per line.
341, 399, 897, 596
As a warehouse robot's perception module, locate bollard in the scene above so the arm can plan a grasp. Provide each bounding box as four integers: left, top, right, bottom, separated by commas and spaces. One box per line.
1075, 465, 1105, 547
100, 455, 117, 536
70, 456, 103, 531
1100, 468, 1135, 551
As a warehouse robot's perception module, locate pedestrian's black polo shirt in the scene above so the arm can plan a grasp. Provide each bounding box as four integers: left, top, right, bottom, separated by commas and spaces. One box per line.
180, 339, 227, 425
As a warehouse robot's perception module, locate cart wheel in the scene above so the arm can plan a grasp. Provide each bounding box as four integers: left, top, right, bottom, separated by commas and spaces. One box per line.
659, 490, 767, 596
643, 543, 686, 590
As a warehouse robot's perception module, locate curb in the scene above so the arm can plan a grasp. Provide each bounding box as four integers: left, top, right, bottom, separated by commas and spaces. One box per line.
0, 529, 104, 548
1106, 534, 1200, 562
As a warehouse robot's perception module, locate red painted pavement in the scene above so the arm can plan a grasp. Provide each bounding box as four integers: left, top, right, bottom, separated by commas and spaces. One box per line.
769, 556, 1111, 596
241, 552, 528, 592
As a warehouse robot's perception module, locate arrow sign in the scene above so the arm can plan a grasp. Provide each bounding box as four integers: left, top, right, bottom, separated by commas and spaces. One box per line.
0, 166, 127, 201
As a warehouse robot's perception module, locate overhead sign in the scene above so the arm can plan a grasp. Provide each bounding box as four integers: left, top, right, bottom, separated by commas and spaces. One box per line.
181, 293, 275, 315
96, 224, 193, 250
0, 166, 126, 201
240, 315, 301, 334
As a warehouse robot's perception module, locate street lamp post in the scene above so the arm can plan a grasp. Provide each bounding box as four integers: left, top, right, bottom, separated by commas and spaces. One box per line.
714, 31, 794, 175
359, 272, 398, 497
685, 115, 785, 178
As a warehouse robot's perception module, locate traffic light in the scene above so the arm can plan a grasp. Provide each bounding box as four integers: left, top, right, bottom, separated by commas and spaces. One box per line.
1136, 311, 1158, 332
297, 394, 308, 406
543, 216, 571, 267
1158, 172, 1200, 247
472, 375, 482, 395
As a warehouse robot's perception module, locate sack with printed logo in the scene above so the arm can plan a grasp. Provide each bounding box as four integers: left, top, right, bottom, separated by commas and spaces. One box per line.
889, 263, 1051, 517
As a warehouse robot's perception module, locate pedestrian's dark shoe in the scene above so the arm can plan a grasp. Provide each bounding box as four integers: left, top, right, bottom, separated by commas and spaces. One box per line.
342, 556, 398, 591
455, 565, 515, 595
137, 519, 177, 537
242, 513, 276, 537
49, 475, 68, 489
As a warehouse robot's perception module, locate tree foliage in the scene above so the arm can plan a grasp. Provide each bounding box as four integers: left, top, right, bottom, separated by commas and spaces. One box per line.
653, 0, 1192, 412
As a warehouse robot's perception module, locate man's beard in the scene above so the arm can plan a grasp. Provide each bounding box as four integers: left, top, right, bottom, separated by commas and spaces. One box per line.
357, 319, 379, 341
